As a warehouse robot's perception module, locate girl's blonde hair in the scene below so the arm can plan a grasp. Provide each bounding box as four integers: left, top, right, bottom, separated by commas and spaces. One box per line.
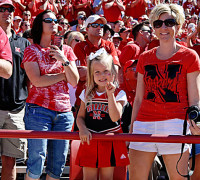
149, 3, 185, 34
85, 49, 118, 104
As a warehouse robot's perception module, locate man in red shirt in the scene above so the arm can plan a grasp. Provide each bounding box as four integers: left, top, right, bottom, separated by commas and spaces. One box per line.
74, 14, 120, 109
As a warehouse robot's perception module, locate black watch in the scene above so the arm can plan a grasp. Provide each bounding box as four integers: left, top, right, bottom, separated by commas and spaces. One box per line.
62, 61, 70, 66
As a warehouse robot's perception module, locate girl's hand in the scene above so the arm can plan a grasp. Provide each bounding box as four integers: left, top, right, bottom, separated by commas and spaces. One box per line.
79, 129, 92, 145
189, 120, 200, 135
105, 82, 116, 96
49, 45, 67, 63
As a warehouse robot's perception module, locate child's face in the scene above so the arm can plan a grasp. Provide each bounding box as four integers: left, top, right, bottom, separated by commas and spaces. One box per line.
92, 61, 114, 89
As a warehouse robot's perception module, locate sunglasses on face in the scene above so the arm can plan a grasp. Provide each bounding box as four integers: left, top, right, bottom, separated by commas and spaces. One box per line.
0, 7, 14, 13
88, 23, 104, 28
43, 18, 58, 24
142, 29, 151, 34
153, 19, 177, 28
60, 22, 68, 25
73, 39, 81, 42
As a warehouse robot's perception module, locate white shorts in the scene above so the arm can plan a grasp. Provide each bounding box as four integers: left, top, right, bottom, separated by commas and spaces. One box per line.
129, 119, 190, 155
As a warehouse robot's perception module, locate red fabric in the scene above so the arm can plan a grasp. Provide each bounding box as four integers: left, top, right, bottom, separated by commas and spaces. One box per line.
183, 1, 193, 11
0, 26, 12, 63
119, 43, 141, 66
27, 0, 42, 17
73, 0, 92, 19
76, 134, 129, 168
74, 38, 120, 67
13, 0, 27, 17
125, 0, 146, 19
22, 44, 77, 112
191, 44, 200, 57
118, 38, 133, 51
60, 3, 74, 22
136, 46, 200, 122
191, 6, 200, 15
102, 0, 123, 22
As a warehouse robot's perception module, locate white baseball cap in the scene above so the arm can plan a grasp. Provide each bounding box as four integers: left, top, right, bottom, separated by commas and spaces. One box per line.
85, 15, 107, 28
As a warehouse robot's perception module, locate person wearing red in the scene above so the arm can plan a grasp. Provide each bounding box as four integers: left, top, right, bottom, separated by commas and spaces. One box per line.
119, 23, 151, 67
183, 0, 195, 14
125, 0, 147, 19
73, 0, 92, 19
129, 3, 200, 179
191, 0, 200, 16
12, 0, 27, 17
12, 16, 22, 34
74, 14, 120, 112
118, 27, 132, 51
102, 0, 125, 23
27, 0, 42, 17
22, 10, 79, 179
76, 48, 129, 179
59, 0, 74, 23
0, 25, 12, 78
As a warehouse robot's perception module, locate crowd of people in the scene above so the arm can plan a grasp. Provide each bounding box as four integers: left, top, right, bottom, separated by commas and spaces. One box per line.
1, 0, 200, 179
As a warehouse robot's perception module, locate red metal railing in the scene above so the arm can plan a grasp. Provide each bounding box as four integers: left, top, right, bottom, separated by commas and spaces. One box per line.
1, 129, 200, 144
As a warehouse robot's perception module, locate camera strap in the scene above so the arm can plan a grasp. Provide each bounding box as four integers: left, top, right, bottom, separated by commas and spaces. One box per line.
176, 112, 195, 179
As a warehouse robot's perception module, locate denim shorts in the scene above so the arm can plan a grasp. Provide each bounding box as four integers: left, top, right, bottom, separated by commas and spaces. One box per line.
24, 103, 74, 179
129, 119, 190, 155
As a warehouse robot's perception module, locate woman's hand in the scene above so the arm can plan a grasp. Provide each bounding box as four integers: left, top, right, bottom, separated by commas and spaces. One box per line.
49, 45, 68, 63
79, 128, 92, 145
189, 120, 200, 135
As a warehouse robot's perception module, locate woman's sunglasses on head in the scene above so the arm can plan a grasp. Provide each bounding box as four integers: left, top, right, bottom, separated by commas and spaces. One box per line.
153, 19, 177, 29
43, 18, 58, 24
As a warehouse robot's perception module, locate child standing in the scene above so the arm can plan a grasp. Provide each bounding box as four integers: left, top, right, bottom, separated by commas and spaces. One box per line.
75, 48, 129, 180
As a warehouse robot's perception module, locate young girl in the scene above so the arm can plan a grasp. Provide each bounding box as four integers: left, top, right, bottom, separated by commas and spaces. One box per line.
75, 48, 129, 180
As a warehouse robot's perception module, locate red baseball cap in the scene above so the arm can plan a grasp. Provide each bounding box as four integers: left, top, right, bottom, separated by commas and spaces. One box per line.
0, 0, 15, 8
123, 60, 136, 73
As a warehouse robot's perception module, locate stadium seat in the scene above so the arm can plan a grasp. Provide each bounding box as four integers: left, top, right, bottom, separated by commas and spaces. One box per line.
70, 140, 127, 180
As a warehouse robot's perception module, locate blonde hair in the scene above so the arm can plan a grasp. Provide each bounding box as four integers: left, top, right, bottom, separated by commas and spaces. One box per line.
66, 31, 85, 47
149, 3, 185, 33
85, 51, 118, 104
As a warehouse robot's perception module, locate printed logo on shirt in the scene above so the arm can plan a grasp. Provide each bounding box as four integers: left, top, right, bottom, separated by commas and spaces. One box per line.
15, 47, 20, 53
120, 154, 127, 159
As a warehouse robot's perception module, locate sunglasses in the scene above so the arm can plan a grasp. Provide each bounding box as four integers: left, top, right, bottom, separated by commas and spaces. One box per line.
88, 23, 104, 28
0, 7, 14, 13
74, 39, 81, 42
60, 22, 68, 25
153, 19, 177, 28
142, 29, 151, 34
43, 18, 58, 24
24, 13, 31, 16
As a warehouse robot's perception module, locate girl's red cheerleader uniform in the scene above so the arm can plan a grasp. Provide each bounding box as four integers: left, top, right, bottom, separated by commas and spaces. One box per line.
76, 89, 130, 168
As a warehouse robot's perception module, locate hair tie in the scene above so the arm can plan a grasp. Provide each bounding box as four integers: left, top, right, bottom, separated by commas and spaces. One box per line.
89, 48, 106, 60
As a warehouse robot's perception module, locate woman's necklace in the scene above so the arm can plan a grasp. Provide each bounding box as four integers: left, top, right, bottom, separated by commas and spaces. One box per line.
156, 46, 180, 60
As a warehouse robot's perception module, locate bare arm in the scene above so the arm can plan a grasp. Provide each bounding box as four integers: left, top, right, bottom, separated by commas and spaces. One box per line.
129, 73, 145, 133
187, 71, 200, 134
76, 100, 92, 145
0, 59, 12, 79
39, 0, 48, 11
103, 0, 115, 9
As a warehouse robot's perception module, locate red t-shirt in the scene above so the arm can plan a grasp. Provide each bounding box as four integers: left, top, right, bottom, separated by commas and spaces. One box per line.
102, 0, 123, 22
125, 0, 146, 19
27, 0, 42, 17
74, 38, 120, 67
0, 27, 12, 63
136, 46, 200, 122
191, 6, 200, 16
13, 0, 27, 17
118, 38, 133, 51
60, 3, 74, 22
73, 0, 92, 19
183, 1, 193, 11
119, 43, 141, 66
22, 44, 77, 112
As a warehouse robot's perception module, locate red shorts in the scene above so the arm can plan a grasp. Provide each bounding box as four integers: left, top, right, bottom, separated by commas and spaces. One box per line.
75, 139, 129, 168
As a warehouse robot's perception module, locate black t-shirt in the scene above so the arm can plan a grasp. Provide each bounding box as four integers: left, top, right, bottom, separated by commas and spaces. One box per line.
0, 30, 30, 111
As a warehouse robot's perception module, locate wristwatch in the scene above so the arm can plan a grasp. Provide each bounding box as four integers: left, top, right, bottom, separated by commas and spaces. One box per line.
62, 61, 70, 66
